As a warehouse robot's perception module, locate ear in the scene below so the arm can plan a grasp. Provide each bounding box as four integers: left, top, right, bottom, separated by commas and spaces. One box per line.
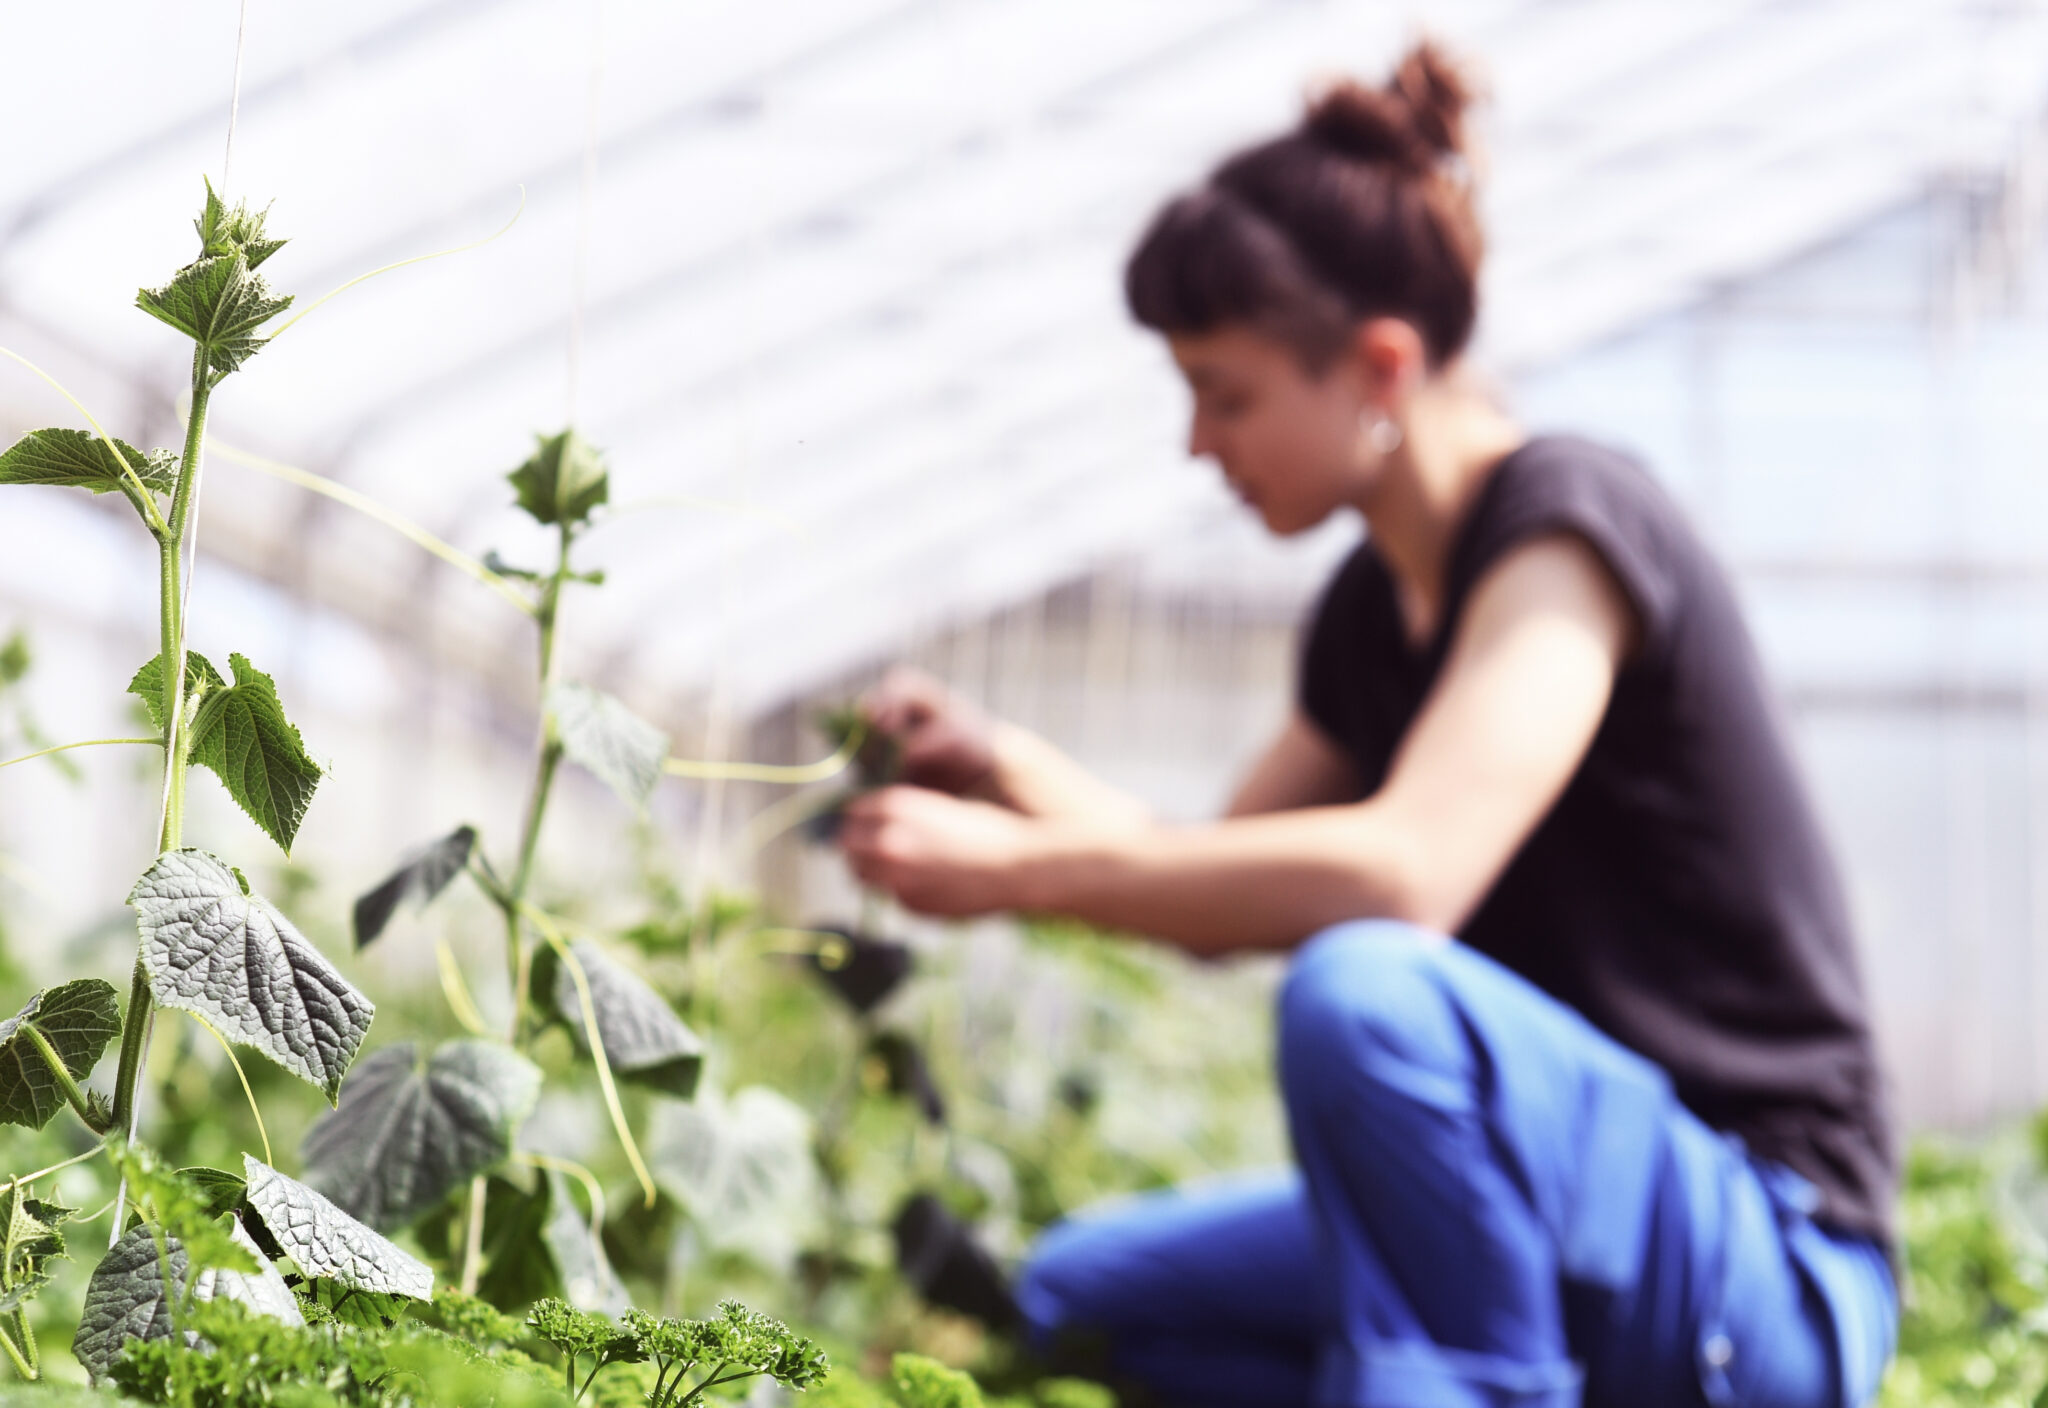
1345, 318, 1428, 404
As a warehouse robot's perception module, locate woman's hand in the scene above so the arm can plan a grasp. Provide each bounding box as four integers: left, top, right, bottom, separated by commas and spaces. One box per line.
838, 785, 1039, 917
862, 667, 1000, 798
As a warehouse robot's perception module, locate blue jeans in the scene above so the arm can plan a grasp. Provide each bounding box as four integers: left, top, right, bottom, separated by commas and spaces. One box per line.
1017, 922, 1896, 1408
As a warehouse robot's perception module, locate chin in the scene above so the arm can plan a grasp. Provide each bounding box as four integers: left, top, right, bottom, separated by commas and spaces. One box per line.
1258, 502, 1333, 537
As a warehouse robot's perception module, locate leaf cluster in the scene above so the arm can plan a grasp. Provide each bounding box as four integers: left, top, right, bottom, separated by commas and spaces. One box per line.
0, 978, 120, 1131
509, 430, 609, 528
137, 180, 292, 385
129, 651, 323, 855
107, 1295, 568, 1408
525, 1297, 826, 1407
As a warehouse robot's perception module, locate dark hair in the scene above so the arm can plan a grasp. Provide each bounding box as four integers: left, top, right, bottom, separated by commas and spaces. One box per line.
1124, 41, 1483, 369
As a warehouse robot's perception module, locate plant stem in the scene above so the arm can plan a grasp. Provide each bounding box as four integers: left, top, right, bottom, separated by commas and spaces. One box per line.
0, 1316, 32, 1381
501, 523, 575, 1034
459, 1173, 488, 1296
468, 523, 577, 1289
22, 1024, 104, 1133
111, 348, 212, 1209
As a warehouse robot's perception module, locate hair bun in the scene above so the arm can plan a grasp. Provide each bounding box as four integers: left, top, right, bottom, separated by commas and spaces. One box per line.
1305, 40, 1476, 173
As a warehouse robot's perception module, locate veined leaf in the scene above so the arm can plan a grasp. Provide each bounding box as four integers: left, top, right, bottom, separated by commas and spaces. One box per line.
301, 1039, 541, 1232
534, 938, 703, 1098
127, 650, 227, 735
0, 1184, 71, 1316
136, 251, 292, 382
0, 978, 121, 1129
650, 1087, 817, 1272
195, 178, 284, 270
72, 1221, 301, 1383
354, 825, 477, 950
131, 849, 374, 1102
241, 1155, 433, 1300
0, 429, 176, 500
539, 1168, 627, 1315
183, 653, 323, 854
507, 429, 608, 527
549, 682, 668, 810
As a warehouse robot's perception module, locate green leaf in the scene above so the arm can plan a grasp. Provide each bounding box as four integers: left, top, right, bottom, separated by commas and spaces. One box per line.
893, 1352, 985, 1408
72, 1221, 300, 1383
507, 428, 608, 527
0, 1184, 71, 1316
0, 978, 121, 1129
127, 650, 227, 735
549, 682, 668, 810
194, 178, 285, 270
136, 250, 292, 382
300, 1039, 541, 1232
131, 848, 375, 1102
0, 428, 176, 500
535, 939, 703, 1098
353, 825, 476, 950
240, 1155, 433, 1300
539, 1169, 627, 1315
108, 1145, 258, 1277
185, 653, 323, 855
650, 1087, 816, 1269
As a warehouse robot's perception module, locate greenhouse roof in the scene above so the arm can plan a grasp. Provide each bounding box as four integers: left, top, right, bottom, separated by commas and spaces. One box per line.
2, 0, 2045, 712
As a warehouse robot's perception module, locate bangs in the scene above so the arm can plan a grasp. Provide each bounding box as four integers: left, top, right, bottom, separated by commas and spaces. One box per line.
1123, 189, 1352, 366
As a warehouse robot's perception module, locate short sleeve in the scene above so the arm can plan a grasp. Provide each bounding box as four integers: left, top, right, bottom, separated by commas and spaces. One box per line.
1450, 439, 1686, 663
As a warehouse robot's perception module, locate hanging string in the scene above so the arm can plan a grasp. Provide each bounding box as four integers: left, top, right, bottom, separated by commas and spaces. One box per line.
222, 0, 250, 188
567, 0, 604, 420
118, 0, 253, 1253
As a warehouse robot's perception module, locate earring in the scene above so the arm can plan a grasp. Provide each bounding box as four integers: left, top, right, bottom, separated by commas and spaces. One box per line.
1361, 410, 1403, 456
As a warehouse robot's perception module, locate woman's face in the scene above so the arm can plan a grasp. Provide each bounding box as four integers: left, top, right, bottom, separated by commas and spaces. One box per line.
1169, 325, 1372, 536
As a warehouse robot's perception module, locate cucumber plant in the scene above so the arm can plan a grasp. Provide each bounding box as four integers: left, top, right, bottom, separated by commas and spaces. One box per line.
0, 183, 438, 1383
334, 427, 707, 1311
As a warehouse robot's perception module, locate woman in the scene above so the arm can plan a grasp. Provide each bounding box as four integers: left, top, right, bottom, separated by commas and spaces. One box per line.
838, 41, 1896, 1408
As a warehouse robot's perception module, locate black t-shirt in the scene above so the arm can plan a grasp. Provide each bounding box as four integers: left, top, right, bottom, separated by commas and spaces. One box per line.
1299, 434, 1896, 1243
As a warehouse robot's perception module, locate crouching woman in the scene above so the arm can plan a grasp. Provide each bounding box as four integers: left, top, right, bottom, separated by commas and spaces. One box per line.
838, 41, 1895, 1408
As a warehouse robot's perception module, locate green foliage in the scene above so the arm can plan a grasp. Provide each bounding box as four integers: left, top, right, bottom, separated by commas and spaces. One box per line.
532, 940, 703, 1098
548, 684, 669, 811
0, 1185, 70, 1316
108, 1296, 568, 1408
508, 430, 609, 528
184, 655, 324, 855
239, 1156, 433, 1301
128, 653, 227, 736
301, 1041, 540, 1232
136, 184, 292, 385
891, 1353, 981, 1408
0, 430, 175, 501
132, 849, 374, 1102
131, 651, 323, 853
351, 826, 475, 950
1881, 1137, 2048, 1406
73, 1221, 299, 1382
618, 1299, 827, 1406
0, 980, 121, 1131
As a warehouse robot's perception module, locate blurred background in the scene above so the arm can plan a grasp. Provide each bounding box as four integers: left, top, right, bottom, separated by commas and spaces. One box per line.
4, 0, 2048, 1150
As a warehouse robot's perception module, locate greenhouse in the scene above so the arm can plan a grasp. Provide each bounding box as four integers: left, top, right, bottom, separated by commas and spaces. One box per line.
3, 1, 2048, 1404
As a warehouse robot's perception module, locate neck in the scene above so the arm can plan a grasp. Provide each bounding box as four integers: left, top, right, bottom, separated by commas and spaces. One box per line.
1356, 370, 1524, 639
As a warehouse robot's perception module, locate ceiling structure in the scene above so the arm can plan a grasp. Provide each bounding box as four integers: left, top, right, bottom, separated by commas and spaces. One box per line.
3, 0, 2046, 716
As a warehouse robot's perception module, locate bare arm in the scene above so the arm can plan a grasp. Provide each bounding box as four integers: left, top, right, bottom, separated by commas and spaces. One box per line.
840, 534, 1634, 954
1225, 711, 1363, 817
